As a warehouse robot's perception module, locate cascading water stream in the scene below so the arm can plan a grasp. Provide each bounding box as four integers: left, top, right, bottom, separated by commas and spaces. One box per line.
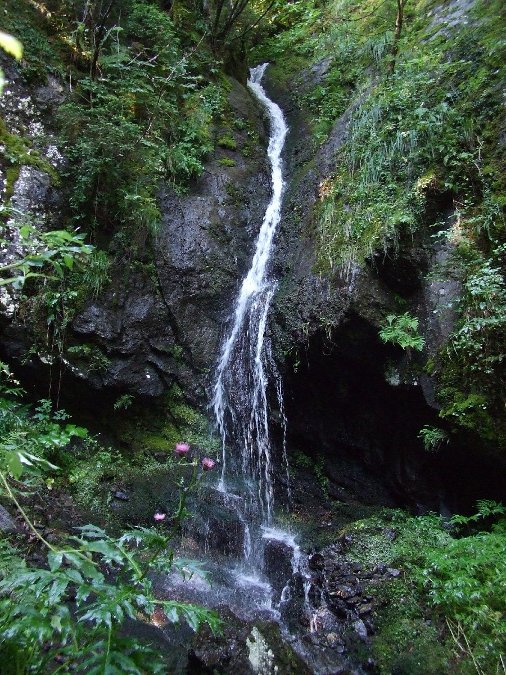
212, 63, 288, 527
208, 64, 321, 633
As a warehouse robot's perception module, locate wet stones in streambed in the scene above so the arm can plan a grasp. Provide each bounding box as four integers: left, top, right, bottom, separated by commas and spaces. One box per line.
311, 544, 402, 660
324, 557, 375, 629
189, 610, 311, 675
263, 537, 295, 599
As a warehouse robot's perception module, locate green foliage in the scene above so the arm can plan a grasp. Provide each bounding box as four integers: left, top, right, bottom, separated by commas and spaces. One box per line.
314, 456, 330, 499
293, 449, 312, 470
450, 499, 506, 530
371, 580, 451, 675
379, 312, 425, 351
217, 134, 237, 150
298, 0, 506, 447
1, 0, 64, 84
0, 217, 111, 393
343, 506, 506, 673
436, 242, 506, 444
0, 372, 220, 672
419, 515, 506, 673
0, 370, 87, 480
78, 249, 111, 299
282, 0, 506, 278
114, 393, 134, 411
217, 157, 237, 167
0, 521, 220, 673
203, 0, 279, 53
58, 1, 227, 238
66, 343, 111, 373
0, 221, 93, 289
66, 444, 127, 513
450, 255, 506, 376
0, 218, 113, 399
418, 425, 448, 452
118, 384, 220, 457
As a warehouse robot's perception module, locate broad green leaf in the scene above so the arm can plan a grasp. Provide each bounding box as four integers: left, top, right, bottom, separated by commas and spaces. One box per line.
65, 424, 88, 439
6, 451, 24, 478
48, 577, 69, 604
84, 540, 123, 563
64, 568, 84, 584
75, 524, 107, 539
63, 551, 102, 581
47, 551, 64, 572
50, 614, 62, 632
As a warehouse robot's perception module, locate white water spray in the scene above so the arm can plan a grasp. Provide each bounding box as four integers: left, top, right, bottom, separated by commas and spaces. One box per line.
212, 63, 288, 524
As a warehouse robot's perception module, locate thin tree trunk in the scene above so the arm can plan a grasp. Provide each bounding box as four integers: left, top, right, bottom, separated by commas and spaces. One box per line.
388, 0, 406, 75
90, 0, 115, 80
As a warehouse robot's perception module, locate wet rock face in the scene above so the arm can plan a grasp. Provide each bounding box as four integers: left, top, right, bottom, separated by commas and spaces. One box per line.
184, 489, 250, 558
264, 75, 356, 352
0, 60, 64, 226
72, 272, 178, 398
428, 0, 477, 38
189, 613, 311, 675
155, 154, 269, 375
0, 505, 17, 533
263, 538, 294, 598
70, 77, 269, 403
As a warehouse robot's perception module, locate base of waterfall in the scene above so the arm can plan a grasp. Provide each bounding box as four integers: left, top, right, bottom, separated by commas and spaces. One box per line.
142, 481, 378, 674
146, 510, 392, 675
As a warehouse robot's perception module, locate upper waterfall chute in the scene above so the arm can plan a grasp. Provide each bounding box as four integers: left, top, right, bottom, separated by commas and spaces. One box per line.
212, 63, 288, 524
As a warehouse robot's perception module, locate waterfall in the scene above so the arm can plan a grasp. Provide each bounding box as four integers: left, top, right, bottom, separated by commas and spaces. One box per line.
162, 69, 327, 670
212, 63, 288, 525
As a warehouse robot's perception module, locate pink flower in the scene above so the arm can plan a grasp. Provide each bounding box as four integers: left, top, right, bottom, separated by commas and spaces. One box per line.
154, 512, 166, 522
202, 457, 216, 471
175, 442, 190, 456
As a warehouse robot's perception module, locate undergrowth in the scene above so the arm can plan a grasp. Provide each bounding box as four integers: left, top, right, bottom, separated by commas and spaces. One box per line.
343, 505, 506, 674
0, 365, 221, 672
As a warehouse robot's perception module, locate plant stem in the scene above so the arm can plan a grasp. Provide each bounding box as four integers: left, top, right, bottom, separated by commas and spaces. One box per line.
0, 470, 58, 552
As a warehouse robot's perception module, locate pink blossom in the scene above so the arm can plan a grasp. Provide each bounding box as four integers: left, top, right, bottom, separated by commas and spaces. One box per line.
201, 457, 216, 471
153, 512, 166, 522
175, 442, 190, 456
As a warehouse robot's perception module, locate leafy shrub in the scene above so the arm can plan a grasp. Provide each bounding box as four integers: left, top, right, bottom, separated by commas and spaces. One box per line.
0, 223, 93, 290
114, 393, 134, 411
0, 523, 220, 673
437, 243, 506, 443
418, 425, 448, 452
379, 312, 425, 351
58, 2, 227, 238
66, 344, 110, 373
77, 249, 111, 299
420, 514, 506, 673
